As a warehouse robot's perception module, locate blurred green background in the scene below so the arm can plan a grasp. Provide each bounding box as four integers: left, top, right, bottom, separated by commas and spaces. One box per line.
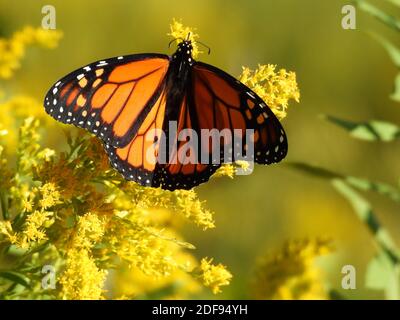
1, 0, 400, 299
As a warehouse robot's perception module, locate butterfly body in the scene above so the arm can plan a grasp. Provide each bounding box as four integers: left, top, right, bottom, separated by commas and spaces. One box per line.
165, 41, 193, 120
44, 40, 288, 190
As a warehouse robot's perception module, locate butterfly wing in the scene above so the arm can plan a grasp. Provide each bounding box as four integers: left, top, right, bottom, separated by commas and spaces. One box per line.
144, 62, 288, 190
191, 62, 288, 165
106, 90, 220, 190
44, 54, 169, 148
105, 86, 168, 187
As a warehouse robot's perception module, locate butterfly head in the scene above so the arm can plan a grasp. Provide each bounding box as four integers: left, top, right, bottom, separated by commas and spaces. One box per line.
172, 40, 194, 65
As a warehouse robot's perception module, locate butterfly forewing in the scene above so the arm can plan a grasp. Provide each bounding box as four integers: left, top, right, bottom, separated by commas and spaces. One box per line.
44, 54, 169, 148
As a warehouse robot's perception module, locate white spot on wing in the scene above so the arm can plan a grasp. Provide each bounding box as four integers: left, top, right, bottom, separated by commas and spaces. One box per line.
96, 60, 108, 66
247, 92, 255, 99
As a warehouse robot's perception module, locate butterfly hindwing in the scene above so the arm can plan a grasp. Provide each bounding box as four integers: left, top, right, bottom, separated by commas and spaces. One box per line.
104, 87, 168, 187
192, 62, 288, 165
44, 54, 169, 148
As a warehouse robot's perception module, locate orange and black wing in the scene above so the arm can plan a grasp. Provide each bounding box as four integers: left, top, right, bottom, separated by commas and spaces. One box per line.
154, 94, 221, 190
105, 87, 168, 187
44, 54, 169, 148
191, 62, 287, 165
145, 62, 288, 190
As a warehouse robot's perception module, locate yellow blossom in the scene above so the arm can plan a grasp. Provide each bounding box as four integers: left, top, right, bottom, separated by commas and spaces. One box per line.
214, 161, 252, 179
0, 26, 62, 79
239, 64, 300, 120
168, 19, 201, 58
252, 238, 333, 300
60, 213, 107, 299
39, 183, 61, 209
214, 164, 236, 179
37, 148, 56, 162
0, 220, 18, 244
198, 258, 232, 294
60, 248, 108, 300
19, 210, 54, 248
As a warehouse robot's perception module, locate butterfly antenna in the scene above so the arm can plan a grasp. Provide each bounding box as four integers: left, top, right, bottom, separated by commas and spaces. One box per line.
196, 41, 211, 55
168, 38, 184, 48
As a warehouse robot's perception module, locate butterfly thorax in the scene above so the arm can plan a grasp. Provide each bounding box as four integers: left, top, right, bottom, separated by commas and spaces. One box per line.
165, 41, 194, 118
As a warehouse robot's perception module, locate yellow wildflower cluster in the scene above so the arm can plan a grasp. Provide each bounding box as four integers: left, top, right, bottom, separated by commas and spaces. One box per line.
0, 26, 62, 79
168, 18, 202, 58
239, 64, 300, 120
252, 238, 333, 300
0, 117, 231, 299
197, 258, 233, 294
59, 213, 108, 300
0, 96, 48, 150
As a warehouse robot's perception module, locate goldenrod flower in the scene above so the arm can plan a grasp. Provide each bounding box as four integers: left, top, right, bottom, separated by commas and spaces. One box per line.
239, 64, 300, 120
197, 258, 232, 294
60, 213, 107, 299
0, 26, 62, 79
60, 248, 108, 300
39, 183, 61, 209
252, 238, 333, 300
168, 19, 201, 58
0, 220, 17, 244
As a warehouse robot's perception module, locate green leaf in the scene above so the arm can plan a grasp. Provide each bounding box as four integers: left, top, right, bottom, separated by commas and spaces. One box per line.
386, 0, 400, 7
324, 115, 400, 141
390, 72, 400, 102
346, 176, 400, 203
0, 271, 31, 288
355, 0, 400, 31
365, 252, 400, 299
285, 162, 342, 179
368, 32, 400, 68
332, 179, 400, 261
288, 162, 400, 202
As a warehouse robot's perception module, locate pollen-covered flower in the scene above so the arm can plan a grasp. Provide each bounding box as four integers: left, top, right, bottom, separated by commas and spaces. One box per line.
197, 258, 233, 294
252, 238, 333, 300
239, 64, 300, 120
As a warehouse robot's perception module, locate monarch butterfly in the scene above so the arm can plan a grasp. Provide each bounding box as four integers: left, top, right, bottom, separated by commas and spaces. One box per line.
44, 39, 288, 190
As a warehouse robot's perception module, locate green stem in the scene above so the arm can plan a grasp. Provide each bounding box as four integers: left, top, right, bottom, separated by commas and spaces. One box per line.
0, 190, 9, 220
